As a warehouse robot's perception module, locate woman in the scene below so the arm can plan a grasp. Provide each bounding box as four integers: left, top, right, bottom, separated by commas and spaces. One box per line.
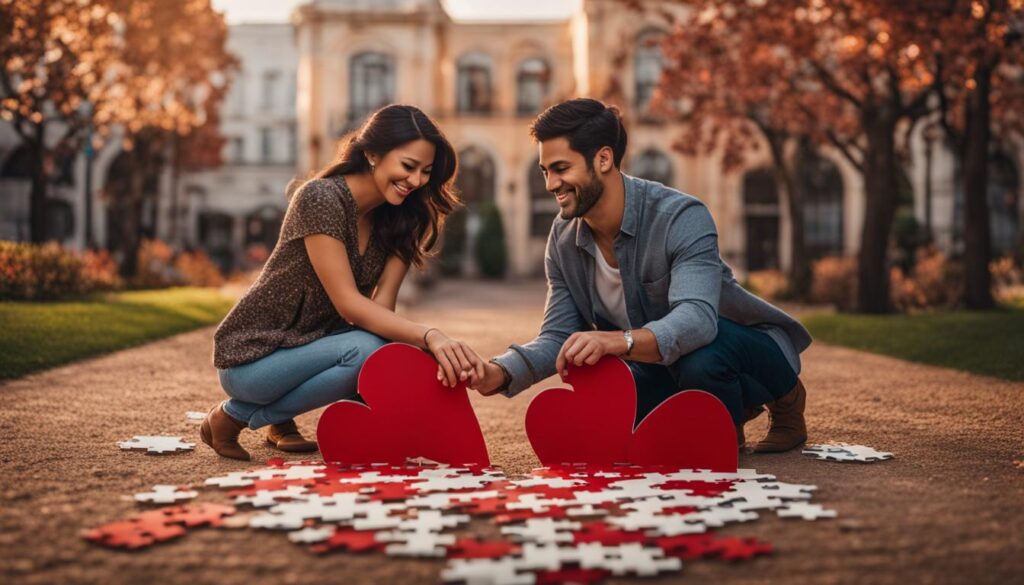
204, 104, 484, 461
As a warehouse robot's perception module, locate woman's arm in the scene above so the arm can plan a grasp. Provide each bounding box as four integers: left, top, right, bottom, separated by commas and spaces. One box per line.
371, 255, 407, 312
304, 234, 484, 385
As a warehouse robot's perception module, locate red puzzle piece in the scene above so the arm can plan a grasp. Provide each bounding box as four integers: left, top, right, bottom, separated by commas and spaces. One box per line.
447, 538, 522, 559
525, 356, 738, 471
310, 527, 386, 554
316, 343, 490, 465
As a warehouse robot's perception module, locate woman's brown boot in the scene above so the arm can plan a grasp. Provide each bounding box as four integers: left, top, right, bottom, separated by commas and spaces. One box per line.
200, 403, 251, 461
266, 419, 318, 453
752, 379, 807, 453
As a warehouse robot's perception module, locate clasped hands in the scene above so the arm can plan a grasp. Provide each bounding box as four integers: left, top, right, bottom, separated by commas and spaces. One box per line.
429, 330, 630, 395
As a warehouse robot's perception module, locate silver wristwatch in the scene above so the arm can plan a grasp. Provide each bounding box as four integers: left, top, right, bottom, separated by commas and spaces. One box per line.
623, 329, 634, 356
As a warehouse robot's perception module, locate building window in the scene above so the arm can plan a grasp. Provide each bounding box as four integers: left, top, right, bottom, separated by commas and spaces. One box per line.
743, 168, 780, 271
229, 71, 246, 115
261, 70, 280, 111
530, 157, 558, 237
457, 52, 493, 115
629, 149, 674, 187
799, 150, 845, 259
516, 58, 550, 115
350, 52, 395, 124
230, 137, 245, 164
988, 154, 1021, 256
634, 29, 665, 114
260, 128, 273, 163
956, 153, 1022, 255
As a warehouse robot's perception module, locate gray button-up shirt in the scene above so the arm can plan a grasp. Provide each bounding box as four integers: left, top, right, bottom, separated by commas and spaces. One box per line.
493, 173, 812, 396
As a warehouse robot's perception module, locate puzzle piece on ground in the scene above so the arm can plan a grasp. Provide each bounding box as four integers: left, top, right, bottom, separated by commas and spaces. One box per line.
776, 502, 838, 520
185, 411, 206, 422
83, 504, 235, 549
118, 436, 195, 454
803, 443, 894, 463
134, 485, 198, 504
310, 527, 386, 554
288, 526, 335, 544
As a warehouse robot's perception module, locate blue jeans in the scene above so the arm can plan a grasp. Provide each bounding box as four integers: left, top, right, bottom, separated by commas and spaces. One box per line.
218, 329, 388, 430
625, 318, 799, 427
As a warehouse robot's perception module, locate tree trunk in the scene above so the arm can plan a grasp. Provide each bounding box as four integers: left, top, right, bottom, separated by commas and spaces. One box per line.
118, 147, 147, 279
766, 134, 810, 299
857, 109, 900, 313
29, 124, 48, 244
961, 62, 995, 309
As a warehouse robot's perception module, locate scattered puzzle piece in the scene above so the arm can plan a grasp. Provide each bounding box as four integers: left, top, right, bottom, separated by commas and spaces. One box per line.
134, 485, 198, 504
118, 435, 195, 454
803, 443, 894, 463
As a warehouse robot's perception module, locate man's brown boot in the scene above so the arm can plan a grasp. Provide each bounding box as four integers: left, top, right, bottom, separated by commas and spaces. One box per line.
266, 419, 318, 453
736, 405, 765, 450
200, 402, 251, 461
752, 379, 807, 453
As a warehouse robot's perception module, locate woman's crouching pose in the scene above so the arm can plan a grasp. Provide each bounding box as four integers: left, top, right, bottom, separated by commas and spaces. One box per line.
204, 104, 483, 460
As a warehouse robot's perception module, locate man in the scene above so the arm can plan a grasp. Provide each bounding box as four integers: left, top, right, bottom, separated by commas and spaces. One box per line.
470, 98, 811, 452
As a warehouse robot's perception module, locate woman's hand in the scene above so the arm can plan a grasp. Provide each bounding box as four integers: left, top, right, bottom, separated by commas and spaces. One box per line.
426, 330, 486, 387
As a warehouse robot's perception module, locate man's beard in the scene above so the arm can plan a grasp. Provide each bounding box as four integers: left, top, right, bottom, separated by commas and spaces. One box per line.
560, 170, 604, 219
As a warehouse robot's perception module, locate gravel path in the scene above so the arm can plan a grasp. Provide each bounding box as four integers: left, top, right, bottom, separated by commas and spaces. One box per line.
2, 278, 1022, 584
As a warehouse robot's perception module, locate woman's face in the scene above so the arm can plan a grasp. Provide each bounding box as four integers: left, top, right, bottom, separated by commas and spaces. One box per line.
368, 139, 436, 206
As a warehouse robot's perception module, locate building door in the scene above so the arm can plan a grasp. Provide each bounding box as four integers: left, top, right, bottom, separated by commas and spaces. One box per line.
743, 168, 780, 271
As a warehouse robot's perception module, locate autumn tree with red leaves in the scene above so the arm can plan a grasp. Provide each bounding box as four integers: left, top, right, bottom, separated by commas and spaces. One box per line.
642, 0, 938, 312
0, 0, 122, 243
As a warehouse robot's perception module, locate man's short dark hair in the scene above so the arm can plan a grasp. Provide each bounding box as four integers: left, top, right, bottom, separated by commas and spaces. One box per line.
529, 98, 628, 169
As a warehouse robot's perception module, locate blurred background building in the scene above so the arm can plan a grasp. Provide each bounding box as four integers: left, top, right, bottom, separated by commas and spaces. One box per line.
0, 0, 1020, 278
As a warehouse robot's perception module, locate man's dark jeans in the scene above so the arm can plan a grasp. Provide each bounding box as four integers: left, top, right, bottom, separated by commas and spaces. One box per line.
620, 318, 799, 427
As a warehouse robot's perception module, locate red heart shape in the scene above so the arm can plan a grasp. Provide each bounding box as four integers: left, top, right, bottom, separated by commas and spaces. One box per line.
525, 356, 737, 471
316, 343, 490, 465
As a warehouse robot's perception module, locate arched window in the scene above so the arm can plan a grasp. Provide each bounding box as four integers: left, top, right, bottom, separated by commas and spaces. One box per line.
245, 205, 285, 252
799, 150, 845, 259
198, 211, 235, 272
443, 146, 498, 275
457, 146, 496, 210
349, 52, 394, 122
1, 144, 36, 179
629, 149, 674, 187
516, 57, 550, 115
634, 29, 665, 113
529, 157, 558, 236
457, 52, 493, 114
743, 168, 780, 271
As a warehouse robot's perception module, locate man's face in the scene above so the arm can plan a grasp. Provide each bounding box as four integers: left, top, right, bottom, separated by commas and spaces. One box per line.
538, 137, 604, 220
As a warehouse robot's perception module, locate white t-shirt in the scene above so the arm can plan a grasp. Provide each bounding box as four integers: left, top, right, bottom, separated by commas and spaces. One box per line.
593, 249, 631, 331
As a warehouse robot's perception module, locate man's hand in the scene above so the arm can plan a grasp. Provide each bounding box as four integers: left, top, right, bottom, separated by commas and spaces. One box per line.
555, 331, 629, 378
468, 361, 508, 396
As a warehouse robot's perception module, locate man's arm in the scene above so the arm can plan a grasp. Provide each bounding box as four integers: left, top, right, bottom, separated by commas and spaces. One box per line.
643, 202, 723, 366
474, 232, 588, 396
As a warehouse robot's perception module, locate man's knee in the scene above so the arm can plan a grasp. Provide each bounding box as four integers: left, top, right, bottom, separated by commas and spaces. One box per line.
672, 341, 734, 387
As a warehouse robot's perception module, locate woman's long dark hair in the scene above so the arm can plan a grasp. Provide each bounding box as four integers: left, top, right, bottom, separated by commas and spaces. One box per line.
313, 104, 460, 267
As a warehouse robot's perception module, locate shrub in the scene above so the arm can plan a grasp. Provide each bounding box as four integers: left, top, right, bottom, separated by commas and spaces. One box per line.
132, 239, 179, 289
810, 256, 858, 311
174, 249, 225, 287
0, 241, 90, 300
475, 202, 508, 279
81, 248, 123, 292
745, 270, 789, 302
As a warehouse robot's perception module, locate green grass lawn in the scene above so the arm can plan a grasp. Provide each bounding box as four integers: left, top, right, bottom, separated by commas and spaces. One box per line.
802, 299, 1024, 381
0, 287, 233, 381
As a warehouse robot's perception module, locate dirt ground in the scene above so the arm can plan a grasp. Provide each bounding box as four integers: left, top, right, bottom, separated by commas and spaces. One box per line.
1, 278, 1022, 585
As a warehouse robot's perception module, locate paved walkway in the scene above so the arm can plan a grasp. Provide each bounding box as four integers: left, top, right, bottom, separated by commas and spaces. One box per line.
2, 278, 1022, 584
